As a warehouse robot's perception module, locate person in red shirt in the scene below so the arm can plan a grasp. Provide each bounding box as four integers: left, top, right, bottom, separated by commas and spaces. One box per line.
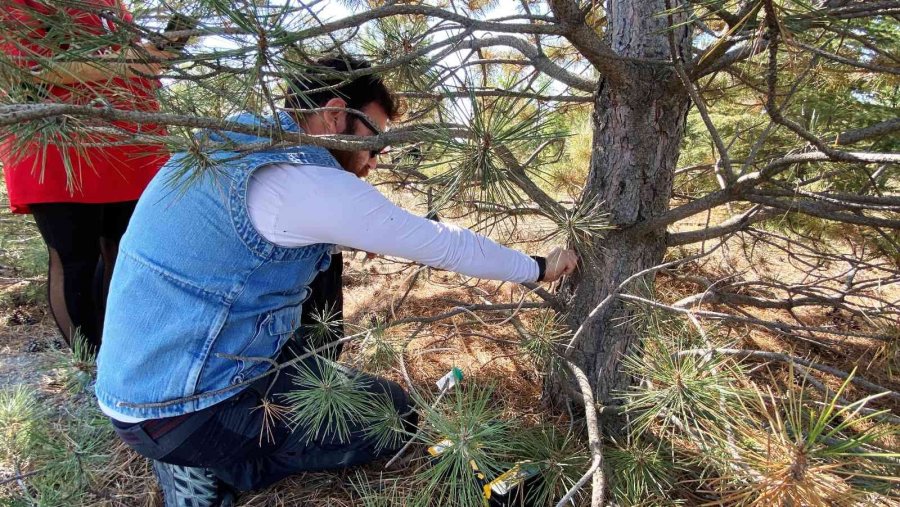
0, 0, 170, 352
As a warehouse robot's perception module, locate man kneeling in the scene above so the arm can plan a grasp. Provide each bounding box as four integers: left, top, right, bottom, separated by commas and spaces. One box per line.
96, 57, 577, 506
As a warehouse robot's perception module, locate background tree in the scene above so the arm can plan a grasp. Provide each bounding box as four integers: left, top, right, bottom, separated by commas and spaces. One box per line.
0, 0, 897, 505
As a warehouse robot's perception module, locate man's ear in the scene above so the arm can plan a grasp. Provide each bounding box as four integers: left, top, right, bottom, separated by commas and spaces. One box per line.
322, 97, 348, 135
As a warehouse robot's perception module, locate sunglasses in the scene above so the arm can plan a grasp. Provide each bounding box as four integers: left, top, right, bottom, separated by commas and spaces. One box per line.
350, 112, 384, 159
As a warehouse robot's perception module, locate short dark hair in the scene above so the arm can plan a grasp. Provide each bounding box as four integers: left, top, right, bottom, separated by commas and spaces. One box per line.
284, 57, 400, 121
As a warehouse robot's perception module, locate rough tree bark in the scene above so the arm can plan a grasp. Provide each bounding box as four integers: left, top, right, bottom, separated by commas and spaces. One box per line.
550, 0, 692, 408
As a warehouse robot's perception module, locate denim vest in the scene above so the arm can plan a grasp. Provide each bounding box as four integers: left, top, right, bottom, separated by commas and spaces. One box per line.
96, 112, 338, 419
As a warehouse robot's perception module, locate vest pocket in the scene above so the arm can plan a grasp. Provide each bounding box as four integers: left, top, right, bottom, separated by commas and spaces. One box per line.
268, 304, 301, 336
233, 305, 301, 380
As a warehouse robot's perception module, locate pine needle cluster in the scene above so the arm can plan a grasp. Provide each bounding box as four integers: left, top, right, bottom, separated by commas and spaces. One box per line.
280, 356, 408, 447
0, 386, 115, 505
614, 307, 900, 505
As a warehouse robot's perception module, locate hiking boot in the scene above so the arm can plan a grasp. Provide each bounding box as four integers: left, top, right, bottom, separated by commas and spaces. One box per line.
152, 460, 235, 507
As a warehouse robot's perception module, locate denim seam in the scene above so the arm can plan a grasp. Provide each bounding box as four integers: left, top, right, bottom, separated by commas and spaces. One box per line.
229, 161, 326, 262
231, 310, 270, 376
119, 249, 226, 299
187, 302, 231, 400
228, 173, 270, 260
201, 256, 278, 385
96, 381, 246, 419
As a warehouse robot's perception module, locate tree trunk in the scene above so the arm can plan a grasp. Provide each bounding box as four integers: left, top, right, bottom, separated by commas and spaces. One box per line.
549, 0, 691, 407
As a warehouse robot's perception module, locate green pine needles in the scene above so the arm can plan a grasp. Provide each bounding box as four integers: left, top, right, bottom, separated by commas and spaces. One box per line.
0, 386, 114, 506
620, 337, 745, 439
522, 308, 570, 374
508, 424, 591, 507
281, 357, 378, 444
358, 325, 402, 373
398, 385, 592, 507
280, 356, 410, 450
0, 386, 43, 467
361, 16, 437, 94
606, 436, 678, 506
415, 385, 515, 507
427, 91, 567, 211
542, 191, 613, 262
615, 307, 900, 505
50, 330, 97, 394
364, 395, 409, 454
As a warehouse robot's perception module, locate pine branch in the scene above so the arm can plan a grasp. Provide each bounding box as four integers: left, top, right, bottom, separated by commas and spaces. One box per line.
801, 1, 900, 20
0, 104, 449, 152
556, 359, 604, 507
667, 206, 782, 246
671, 287, 888, 317
522, 282, 567, 312
547, 0, 622, 77
835, 118, 900, 146
762, 184, 900, 210
762, 3, 870, 164
494, 145, 568, 218
397, 89, 592, 102
628, 151, 900, 236
746, 193, 900, 230
666, 0, 734, 186
618, 293, 897, 341
665, 266, 900, 320
293, 4, 568, 38
457, 35, 595, 91
791, 39, 900, 75
743, 226, 900, 279
674, 348, 900, 402
692, 1, 765, 77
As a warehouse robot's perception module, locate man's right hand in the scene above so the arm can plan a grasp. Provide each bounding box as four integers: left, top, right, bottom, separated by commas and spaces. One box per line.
542, 247, 578, 282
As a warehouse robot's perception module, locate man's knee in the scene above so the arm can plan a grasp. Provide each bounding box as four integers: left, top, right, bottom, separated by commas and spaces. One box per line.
369, 376, 412, 411
367, 376, 418, 436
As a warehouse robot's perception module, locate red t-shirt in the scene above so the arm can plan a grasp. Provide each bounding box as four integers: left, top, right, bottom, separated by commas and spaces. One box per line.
0, 0, 169, 213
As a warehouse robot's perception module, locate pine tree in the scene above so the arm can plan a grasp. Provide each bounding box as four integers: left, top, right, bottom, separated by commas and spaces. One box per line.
0, 0, 897, 504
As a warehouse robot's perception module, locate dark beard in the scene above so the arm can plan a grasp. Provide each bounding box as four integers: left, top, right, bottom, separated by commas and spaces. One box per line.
328, 120, 357, 172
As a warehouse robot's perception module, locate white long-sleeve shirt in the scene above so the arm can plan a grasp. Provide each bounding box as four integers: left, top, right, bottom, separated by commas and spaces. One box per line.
246, 163, 540, 283
100, 163, 538, 423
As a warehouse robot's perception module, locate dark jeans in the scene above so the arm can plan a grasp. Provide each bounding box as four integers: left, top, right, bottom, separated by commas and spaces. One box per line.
30, 201, 137, 351
112, 254, 416, 491
113, 357, 415, 491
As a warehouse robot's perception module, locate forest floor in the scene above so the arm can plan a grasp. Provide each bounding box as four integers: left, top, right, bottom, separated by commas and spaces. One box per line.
0, 191, 897, 506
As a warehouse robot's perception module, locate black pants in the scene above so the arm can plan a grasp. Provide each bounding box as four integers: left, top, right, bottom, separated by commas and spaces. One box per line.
113, 355, 415, 491
112, 253, 417, 491
30, 201, 137, 352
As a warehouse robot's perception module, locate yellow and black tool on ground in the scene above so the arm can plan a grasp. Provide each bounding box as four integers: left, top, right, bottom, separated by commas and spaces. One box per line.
427, 439, 545, 507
